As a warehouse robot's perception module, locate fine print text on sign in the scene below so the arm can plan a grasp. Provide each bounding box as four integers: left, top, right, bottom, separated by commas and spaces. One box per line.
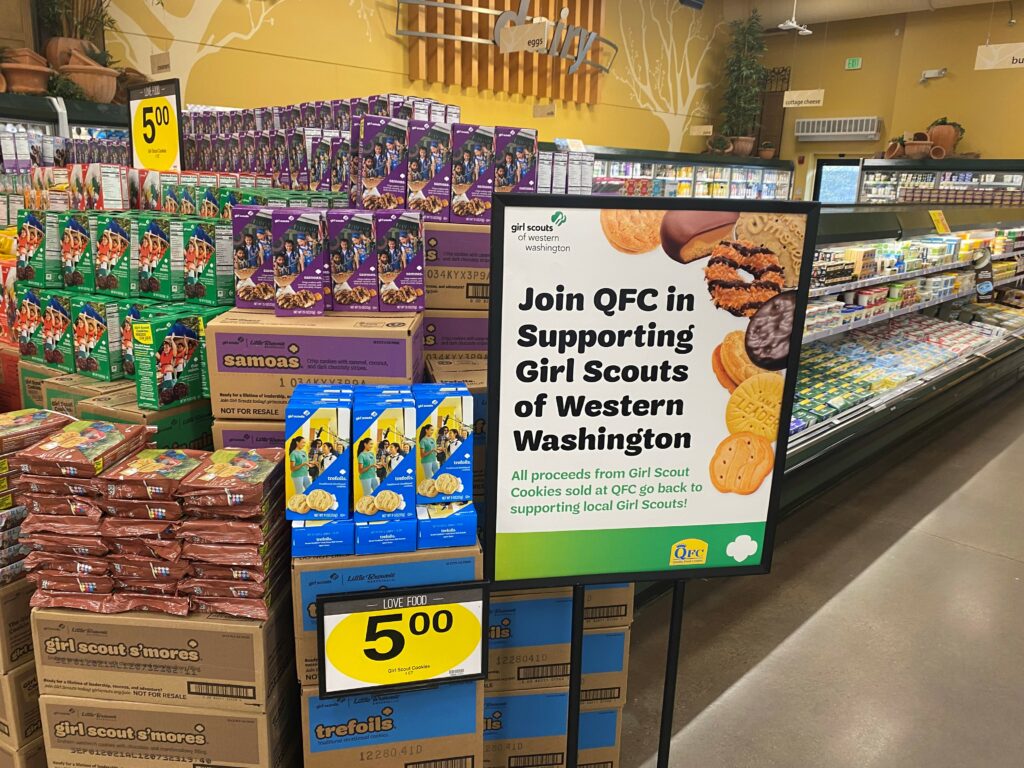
782, 89, 825, 108
129, 79, 182, 172
489, 200, 816, 584
318, 584, 485, 696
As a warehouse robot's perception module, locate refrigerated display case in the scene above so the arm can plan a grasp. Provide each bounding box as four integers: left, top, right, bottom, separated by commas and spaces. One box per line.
828, 159, 1024, 206
544, 143, 795, 201
0, 92, 128, 140
782, 204, 1024, 510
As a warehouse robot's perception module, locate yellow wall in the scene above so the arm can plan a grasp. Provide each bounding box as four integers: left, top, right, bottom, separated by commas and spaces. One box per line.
766, 5, 1024, 196
106, 0, 730, 153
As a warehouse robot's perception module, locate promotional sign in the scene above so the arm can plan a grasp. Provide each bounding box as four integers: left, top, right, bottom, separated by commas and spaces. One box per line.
975, 42, 1024, 70
317, 583, 486, 697
128, 79, 183, 172
929, 209, 951, 235
487, 197, 818, 585
783, 89, 825, 108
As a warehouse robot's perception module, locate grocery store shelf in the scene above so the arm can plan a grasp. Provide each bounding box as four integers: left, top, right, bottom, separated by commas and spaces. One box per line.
808, 261, 975, 298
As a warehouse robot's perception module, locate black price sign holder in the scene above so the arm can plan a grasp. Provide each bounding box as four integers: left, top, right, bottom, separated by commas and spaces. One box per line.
485, 194, 821, 767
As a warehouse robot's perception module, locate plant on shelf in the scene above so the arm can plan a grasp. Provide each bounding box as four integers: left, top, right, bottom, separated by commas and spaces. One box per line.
721, 9, 767, 158
706, 134, 734, 155
47, 73, 86, 101
758, 140, 776, 160
884, 135, 905, 159
38, 0, 118, 69
927, 117, 965, 155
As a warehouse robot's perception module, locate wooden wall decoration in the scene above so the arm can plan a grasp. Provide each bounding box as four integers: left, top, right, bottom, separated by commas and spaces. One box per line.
402, 0, 608, 106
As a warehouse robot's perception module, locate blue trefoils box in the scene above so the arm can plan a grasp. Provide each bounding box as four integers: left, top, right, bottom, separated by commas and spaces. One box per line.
414, 383, 473, 504
302, 682, 483, 768
291, 543, 482, 687
416, 500, 477, 549
354, 517, 417, 555
351, 393, 416, 520
285, 386, 353, 520
292, 520, 355, 557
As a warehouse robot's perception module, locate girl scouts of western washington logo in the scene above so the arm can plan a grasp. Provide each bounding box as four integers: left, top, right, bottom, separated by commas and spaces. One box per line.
669, 538, 708, 566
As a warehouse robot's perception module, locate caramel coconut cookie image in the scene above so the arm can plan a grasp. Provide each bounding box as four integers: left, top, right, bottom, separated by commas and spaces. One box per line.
704, 240, 784, 317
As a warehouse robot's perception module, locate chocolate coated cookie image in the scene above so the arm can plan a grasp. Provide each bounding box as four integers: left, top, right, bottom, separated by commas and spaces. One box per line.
745, 291, 797, 370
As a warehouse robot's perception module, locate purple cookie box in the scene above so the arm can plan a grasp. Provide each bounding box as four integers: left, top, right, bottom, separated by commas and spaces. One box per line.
450, 123, 493, 225
232, 206, 275, 310
494, 127, 538, 194
408, 121, 451, 224
359, 115, 408, 210
374, 210, 424, 313
272, 208, 326, 316
326, 209, 378, 314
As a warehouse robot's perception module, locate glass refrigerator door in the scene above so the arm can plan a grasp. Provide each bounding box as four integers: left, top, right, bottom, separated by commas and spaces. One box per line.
694, 165, 715, 198
711, 166, 731, 198
675, 165, 694, 198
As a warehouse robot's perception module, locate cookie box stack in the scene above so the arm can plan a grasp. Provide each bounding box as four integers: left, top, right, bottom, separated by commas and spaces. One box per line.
285, 383, 476, 558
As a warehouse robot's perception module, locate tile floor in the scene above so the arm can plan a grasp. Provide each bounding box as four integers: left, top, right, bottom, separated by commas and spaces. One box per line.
622, 387, 1024, 767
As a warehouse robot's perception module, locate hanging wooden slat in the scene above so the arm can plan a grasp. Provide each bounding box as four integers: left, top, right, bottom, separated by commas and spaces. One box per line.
407, 0, 606, 106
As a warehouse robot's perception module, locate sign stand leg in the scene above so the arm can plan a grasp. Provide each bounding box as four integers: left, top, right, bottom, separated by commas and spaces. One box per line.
565, 583, 585, 768
657, 580, 687, 768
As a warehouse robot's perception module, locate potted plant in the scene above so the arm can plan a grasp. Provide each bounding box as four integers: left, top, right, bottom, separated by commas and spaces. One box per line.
38, 0, 118, 69
884, 136, 905, 159
721, 9, 767, 157
758, 141, 776, 160
1, 49, 53, 95
707, 135, 734, 155
927, 117, 965, 155
61, 48, 119, 103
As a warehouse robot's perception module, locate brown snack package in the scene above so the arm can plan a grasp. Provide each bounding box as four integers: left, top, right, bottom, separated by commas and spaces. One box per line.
112, 593, 190, 615
21, 534, 108, 556
99, 447, 209, 500
99, 497, 183, 520
103, 537, 181, 561
28, 570, 115, 593
188, 562, 267, 582
15, 421, 148, 478
98, 518, 179, 539
176, 448, 284, 506
181, 541, 275, 567
22, 551, 109, 574
20, 513, 103, 536
177, 577, 266, 598
107, 554, 190, 580
30, 590, 122, 613
0, 409, 74, 454
177, 517, 278, 545
21, 493, 104, 519
188, 594, 270, 620
14, 474, 101, 496
113, 578, 181, 595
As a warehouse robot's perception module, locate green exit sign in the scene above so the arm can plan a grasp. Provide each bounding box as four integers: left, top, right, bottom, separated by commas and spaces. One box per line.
845, 57, 863, 70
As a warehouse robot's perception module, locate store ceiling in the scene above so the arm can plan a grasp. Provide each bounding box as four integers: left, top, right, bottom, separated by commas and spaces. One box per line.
723, 0, 1003, 25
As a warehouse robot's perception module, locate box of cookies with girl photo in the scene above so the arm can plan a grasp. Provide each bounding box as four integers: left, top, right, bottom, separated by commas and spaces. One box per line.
284, 385, 353, 521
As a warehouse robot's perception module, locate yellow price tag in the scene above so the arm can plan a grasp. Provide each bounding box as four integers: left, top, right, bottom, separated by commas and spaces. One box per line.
319, 585, 484, 695
130, 80, 182, 172
929, 209, 951, 235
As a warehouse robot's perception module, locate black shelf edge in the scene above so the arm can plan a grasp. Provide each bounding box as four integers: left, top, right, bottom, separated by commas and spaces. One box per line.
537, 141, 795, 170
816, 205, 1024, 245
63, 98, 129, 128
0, 92, 56, 123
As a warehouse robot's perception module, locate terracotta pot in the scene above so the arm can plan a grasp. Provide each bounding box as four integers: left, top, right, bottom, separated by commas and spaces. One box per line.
930, 145, 947, 160
61, 64, 118, 103
731, 136, 756, 157
45, 37, 94, 69
904, 140, 933, 160
884, 141, 905, 159
3, 48, 47, 67
706, 138, 734, 155
758, 148, 776, 160
928, 124, 960, 154
0, 63, 53, 95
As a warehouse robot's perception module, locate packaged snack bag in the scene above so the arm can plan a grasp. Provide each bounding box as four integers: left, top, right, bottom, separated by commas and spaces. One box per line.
272, 208, 326, 316
132, 306, 203, 409
359, 115, 408, 210
408, 121, 451, 222
71, 295, 123, 381
375, 210, 425, 312
450, 123, 494, 224
325, 210, 377, 312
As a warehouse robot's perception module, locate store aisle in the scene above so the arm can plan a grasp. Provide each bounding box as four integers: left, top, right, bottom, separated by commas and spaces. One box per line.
623, 385, 1024, 768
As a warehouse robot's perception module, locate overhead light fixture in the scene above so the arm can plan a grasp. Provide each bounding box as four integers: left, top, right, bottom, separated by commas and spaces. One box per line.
778, 0, 813, 36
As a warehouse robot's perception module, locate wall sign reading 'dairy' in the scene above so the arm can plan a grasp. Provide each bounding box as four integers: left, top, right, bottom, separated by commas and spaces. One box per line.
128, 78, 183, 172
317, 583, 486, 697
487, 197, 819, 585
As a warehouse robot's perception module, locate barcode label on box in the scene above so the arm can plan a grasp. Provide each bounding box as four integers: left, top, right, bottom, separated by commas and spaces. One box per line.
584, 605, 627, 620
407, 757, 475, 768
581, 686, 621, 702
518, 663, 570, 680
187, 681, 257, 700
466, 284, 489, 299
509, 753, 564, 768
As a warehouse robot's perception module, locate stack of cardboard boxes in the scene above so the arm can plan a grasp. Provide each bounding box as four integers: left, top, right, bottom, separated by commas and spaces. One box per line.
0, 574, 41, 768
485, 585, 635, 768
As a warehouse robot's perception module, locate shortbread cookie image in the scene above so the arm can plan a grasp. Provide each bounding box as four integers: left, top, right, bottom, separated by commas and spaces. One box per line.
306, 489, 335, 512
374, 489, 402, 513
725, 373, 784, 440
720, 330, 775, 385
711, 344, 737, 393
355, 496, 377, 515
287, 493, 309, 514
434, 473, 460, 495
709, 432, 774, 494
600, 209, 665, 254
418, 479, 438, 498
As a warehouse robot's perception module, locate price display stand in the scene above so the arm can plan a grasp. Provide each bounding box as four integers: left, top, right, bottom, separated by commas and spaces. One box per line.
486, 194, 820, 766
127, 78, 183, 172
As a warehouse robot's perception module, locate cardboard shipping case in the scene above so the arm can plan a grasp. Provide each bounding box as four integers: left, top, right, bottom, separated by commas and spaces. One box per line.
16, 361, 57, 411
0, 738, 45, 768
0, 662, 39, 750
76, 389, 214, 450
213, 419, 286, 450
0, 581, 32, 676
40, 691, 297, 768
32, 604, 294, 713
206, 309, 424, 420
423, 308, 488, 362
301, 681, 483, 768
292, 543, 483, 687
424, 222, 490, 310
39, 374, 133, 417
